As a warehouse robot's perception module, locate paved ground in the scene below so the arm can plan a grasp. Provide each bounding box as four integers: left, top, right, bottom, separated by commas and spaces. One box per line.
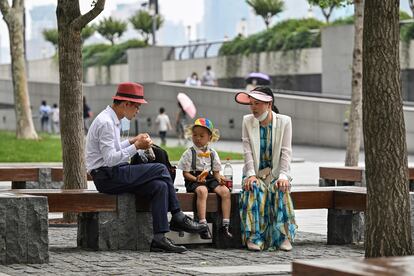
0, 228, 364, 275
1, 140, 413, 275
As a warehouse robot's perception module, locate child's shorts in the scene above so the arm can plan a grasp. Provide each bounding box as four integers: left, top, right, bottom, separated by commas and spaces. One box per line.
185, 171, 219, 193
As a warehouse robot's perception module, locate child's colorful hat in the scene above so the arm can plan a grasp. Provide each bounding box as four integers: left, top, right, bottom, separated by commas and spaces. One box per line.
185, 118, 220, 142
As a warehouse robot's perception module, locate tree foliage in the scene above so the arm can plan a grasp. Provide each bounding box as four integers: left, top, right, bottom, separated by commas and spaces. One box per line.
82, 39, 146, 67
96, 16, 127, 45
246, 0, 284, 28
307, 0, 349, 23
129, 10, 163, 44
81, 25, 96, 44
42, 28, 58, 50
219, 18, 323, 55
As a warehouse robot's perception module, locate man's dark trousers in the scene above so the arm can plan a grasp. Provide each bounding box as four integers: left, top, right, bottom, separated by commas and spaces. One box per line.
92, 163, 180, 234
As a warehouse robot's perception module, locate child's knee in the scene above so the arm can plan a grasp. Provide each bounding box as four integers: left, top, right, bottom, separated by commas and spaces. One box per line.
195, 186, 208, 198
217, 186, 230, 198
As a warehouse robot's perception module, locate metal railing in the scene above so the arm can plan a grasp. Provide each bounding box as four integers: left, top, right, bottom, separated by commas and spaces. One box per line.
166, 40, 227, 60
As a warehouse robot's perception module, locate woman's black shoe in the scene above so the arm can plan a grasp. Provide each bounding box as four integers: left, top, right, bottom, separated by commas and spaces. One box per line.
150, 237, 187, 253
221, 225, 233, 239
199, 227, 212, 239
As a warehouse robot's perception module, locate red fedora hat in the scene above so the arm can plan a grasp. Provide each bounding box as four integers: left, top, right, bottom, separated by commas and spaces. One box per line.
112, 82, 148, 104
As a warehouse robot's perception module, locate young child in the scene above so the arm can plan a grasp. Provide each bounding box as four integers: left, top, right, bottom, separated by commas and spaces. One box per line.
155, 107, 172, 146
177, 118, 232, 239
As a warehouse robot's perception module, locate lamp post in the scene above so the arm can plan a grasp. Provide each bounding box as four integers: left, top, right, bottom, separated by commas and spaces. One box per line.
149, 3, 156, 45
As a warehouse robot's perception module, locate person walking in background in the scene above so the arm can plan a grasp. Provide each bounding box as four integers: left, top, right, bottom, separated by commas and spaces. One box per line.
155, 107, 172, 146
201, 65, 217, 87
235, 86, 297, 252
185, 72, 201, 87
83, 96, 93, 133
51, 103, 60, 134
176, 102, 188, 146
39, 100, 51, 133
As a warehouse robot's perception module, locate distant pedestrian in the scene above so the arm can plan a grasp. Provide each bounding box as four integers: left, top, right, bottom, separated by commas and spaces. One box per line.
176, 102, 189, 146
201, 65, 217, 86
83, 96, 93, 134
185, 72, 201, 87
155, 107, 172, 146
39, 100, 51, 133
51, 103, 60, 134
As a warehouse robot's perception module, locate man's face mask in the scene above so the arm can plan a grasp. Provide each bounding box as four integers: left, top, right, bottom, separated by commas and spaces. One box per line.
121, 117, 130, 132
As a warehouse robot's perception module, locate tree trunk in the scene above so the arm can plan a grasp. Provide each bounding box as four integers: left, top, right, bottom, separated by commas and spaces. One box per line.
409, 0, 414, 18
345, 0, 364, 167
0, 0, 38, 140
56, 0, 105, 221
363, 0, 412, 257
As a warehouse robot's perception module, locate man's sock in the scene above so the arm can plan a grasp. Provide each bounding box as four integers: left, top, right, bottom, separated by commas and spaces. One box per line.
153, 233, 165, 242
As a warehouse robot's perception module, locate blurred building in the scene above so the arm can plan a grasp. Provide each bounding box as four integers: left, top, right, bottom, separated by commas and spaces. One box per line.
200, 0, 264, 41
27, 4, 56, 60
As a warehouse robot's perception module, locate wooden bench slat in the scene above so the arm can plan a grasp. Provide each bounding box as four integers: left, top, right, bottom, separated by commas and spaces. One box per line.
292, 256, 414, 276
51, 167, 92, 181
8, 189, 117, 212
291, 190, 333, 209
0, 168, 39, 181
177, 193, 218, 212
319, 166, 364, 182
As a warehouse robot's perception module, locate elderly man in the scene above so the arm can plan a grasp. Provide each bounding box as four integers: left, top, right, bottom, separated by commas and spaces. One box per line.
86, 82, 208, 253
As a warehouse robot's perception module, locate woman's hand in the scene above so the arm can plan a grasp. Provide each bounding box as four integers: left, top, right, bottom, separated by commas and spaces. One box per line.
244, 176, 258, 191
276, 179, 290, 193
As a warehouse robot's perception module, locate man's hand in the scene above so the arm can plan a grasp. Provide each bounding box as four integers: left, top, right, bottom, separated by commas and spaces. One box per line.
133, 133, 152, 150
243, 175, 258, 191
276, 179, 290, 193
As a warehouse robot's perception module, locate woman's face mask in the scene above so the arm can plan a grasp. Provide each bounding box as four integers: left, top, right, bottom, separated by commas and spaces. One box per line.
255, 110, 269, 122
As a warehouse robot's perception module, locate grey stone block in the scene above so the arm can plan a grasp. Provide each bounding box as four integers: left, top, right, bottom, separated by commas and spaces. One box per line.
26, 197, 49, 263
26, 168, 63, 189
327, 209, 364, 245
0, 194, 48, 264
78, 193, 152, 251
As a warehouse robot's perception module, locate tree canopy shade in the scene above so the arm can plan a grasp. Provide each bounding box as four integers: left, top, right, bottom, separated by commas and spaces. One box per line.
129, 10, 163, 44
363, 0, 412, 257
96, 16, 127, 45
0, 0, 38, 139
56, 0, 105, 218
246, 0, 284, 28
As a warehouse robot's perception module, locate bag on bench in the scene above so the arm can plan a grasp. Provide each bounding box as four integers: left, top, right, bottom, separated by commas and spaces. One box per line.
130, 145, 176, 182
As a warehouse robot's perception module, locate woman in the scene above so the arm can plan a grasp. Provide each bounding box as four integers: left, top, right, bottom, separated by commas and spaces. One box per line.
235, 86, 297, 251
176, 102, 188, 146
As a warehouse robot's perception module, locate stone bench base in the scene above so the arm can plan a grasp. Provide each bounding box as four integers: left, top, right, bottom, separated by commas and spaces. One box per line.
0, 193, 48, 264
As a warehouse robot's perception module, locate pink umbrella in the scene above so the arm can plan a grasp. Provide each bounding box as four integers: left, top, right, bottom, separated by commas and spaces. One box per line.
177, 92, 196, 118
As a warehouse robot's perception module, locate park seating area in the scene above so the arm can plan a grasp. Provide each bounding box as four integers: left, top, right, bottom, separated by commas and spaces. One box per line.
1, 165, 413, 267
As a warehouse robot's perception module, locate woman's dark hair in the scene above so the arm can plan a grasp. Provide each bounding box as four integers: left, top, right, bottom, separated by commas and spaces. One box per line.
252, 86, 279, 114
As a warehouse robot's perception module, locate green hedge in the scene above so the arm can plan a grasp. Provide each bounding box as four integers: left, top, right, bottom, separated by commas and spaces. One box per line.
218, 18, 324, 56
82, 39, 146, 67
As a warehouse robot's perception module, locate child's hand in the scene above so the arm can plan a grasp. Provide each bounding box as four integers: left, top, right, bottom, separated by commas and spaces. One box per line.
218, 175, 226, 185
196, 175, 206, 183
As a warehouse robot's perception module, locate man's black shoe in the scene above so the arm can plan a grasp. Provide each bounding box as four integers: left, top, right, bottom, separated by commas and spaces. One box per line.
170, 215, 208, 233
199, 226, 212, 239
150, 237, 187, 253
